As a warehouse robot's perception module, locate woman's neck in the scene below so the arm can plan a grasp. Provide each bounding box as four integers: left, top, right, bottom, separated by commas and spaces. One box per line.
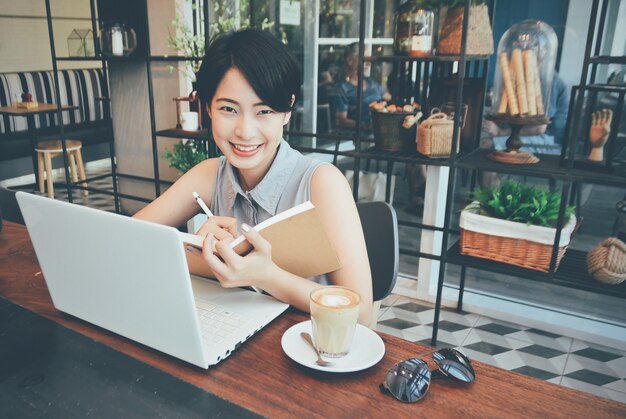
235, 143, 281, 192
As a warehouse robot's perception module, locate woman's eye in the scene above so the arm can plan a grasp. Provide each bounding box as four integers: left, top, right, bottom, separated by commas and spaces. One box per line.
219, 106, 236, 113
258, 109, 275, 115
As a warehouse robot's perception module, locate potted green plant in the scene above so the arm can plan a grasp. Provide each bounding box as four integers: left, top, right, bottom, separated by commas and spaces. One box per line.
433, 0, 494, 56
164, 139, 208, 175
459, 179, 577, 272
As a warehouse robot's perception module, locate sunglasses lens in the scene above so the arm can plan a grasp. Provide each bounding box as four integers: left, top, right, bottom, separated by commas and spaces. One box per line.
433, 348, 475, 383
385, 358, 431, 403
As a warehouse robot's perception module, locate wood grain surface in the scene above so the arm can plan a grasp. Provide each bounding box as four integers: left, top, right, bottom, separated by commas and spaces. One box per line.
1, 221, 625, 418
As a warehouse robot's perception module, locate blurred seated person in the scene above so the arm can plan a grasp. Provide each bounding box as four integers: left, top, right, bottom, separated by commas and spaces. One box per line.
482, 73, 570, 151
334, 42, 391, 131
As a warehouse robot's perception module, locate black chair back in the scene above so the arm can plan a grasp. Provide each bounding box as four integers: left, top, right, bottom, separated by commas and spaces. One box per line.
356, 201, 399, 302
0, 186, 25, 225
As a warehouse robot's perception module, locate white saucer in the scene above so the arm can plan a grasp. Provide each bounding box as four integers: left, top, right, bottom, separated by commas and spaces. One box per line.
281, 320, 385, 373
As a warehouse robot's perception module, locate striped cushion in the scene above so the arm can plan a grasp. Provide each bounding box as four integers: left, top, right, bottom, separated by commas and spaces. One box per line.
0, 69, 107, 135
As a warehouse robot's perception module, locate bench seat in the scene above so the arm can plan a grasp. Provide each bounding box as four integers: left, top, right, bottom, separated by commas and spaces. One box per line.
0, 68, 111, 162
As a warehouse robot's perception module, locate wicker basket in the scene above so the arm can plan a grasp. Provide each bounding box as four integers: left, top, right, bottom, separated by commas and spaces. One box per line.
459, 203, 578, 272
371, 110, 416, 151
437, 4, 494, 56
417, 113, 459, 157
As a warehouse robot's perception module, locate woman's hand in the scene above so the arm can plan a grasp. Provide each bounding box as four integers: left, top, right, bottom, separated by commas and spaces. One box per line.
194, 215, 238, 241
201, 225, 278, 289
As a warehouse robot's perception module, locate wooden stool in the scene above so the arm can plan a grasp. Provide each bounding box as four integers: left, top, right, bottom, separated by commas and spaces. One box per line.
35, 140, 88, 199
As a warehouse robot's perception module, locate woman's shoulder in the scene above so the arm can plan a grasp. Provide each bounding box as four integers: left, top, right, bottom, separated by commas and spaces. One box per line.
183, 157, 222, 180
310, 162, 345, 185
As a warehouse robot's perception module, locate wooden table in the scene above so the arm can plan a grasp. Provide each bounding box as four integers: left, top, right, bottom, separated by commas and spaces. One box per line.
1, 221, 624, 418
0, 104, 78, 185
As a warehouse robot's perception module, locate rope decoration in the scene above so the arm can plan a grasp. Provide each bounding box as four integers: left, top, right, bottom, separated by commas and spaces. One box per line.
587, 238, 626, 285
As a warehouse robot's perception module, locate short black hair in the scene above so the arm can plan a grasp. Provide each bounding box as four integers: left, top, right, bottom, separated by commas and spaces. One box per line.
195, 28, 301, 113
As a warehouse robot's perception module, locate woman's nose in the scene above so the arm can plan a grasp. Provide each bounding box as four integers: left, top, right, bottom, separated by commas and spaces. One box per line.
234, 114, 255, 140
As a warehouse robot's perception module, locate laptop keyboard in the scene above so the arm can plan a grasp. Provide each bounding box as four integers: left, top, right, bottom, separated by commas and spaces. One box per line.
195, 299, 251, 346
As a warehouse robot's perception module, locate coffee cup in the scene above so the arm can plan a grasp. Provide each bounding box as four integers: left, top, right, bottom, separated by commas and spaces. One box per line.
310, 286, 360, 358
181, 111, 199, 131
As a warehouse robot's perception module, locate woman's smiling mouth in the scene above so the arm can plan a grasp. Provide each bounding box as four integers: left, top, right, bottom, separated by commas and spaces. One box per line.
231, 142, 262, 156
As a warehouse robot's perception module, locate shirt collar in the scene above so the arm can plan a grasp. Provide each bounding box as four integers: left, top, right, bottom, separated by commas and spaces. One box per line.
224, 139, 296, 216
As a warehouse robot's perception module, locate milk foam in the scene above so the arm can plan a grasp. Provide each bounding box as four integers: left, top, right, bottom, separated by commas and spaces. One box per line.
320, 294, 352, 307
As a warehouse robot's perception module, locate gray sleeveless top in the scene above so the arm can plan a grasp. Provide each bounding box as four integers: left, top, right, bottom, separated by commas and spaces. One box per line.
211, 140, 329, 283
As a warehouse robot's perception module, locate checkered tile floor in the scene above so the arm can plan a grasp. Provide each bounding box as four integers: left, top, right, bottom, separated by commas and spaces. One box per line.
377, 294, 626, 404
25, 163, 121, 213
6, 161, 625, 405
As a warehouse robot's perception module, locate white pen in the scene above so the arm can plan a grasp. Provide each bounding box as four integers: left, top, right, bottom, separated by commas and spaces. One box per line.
192, 192, 213, 217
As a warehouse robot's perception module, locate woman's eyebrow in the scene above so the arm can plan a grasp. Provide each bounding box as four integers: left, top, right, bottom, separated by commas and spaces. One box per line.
214, 98, 266, 107
214, 98, 239, 105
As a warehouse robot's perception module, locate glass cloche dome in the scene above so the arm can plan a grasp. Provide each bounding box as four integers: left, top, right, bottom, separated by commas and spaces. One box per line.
491, 20, 558, 120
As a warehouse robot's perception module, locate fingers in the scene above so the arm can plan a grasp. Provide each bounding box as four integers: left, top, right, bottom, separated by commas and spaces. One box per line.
604, 108, 613, 125
593, 108, 614, 126
201, 233, 227, 277
215, 216, 239, 238
240, 223, 272, 254
195, 216, 238, 241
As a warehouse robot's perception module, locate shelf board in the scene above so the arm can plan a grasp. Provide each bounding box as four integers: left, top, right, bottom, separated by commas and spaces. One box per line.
555, 249, 626, 298
583, 84, 626, 93
365, 54, 491, 63
155, 128, 211, 140
446, 243, 626, 298
352, 146, 457, 166
456, 148, 569, 180
568, 161, 626, 187
55, 55, 200, 62
149, 55, 203, 62
589, 55, 626, 65
55, 56, 104, 61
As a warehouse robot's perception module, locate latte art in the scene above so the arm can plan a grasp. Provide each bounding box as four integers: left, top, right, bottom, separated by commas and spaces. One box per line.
320, 294, 352, 307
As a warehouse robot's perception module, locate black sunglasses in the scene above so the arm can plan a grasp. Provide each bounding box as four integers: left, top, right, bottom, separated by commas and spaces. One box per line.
380, 348, 475, 403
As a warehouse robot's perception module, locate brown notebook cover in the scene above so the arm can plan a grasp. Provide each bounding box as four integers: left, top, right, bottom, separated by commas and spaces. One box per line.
180, 201, 341, 279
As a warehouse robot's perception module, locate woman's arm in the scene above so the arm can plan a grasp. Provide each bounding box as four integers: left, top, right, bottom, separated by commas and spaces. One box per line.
310, 164, 373, 324
199, 164, 373, 325
133, 158, 221, 227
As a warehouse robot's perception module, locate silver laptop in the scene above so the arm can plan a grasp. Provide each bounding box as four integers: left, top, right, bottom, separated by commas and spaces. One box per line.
16, 191, 288, 369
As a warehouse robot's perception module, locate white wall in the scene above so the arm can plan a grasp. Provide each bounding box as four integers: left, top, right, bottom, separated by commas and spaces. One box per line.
0, 0, 97, 72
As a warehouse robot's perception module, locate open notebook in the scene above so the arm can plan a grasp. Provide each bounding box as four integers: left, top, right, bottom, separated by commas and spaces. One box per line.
181, 201, 341, 279
16, 192, 288, 368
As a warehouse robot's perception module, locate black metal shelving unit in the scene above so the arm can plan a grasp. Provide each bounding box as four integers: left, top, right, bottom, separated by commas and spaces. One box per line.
45, 0, 215, 207
436, 0, 626, 343
337, 0, 625, 346
44, 0, 123, 212
338, 0, 492, 345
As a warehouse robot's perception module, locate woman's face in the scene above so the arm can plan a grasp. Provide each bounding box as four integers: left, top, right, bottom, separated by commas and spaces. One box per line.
208, 68, 291, 181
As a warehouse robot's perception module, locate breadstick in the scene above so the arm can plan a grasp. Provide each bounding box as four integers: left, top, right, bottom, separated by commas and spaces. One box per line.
499, 52, 519, 115
498, 87, 509, 114
523, 49, 537, 116
512, 48, 528, 115
532, 50, 544, 115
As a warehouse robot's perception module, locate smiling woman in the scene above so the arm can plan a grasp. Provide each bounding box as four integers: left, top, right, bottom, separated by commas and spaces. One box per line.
134, 28, 373, 325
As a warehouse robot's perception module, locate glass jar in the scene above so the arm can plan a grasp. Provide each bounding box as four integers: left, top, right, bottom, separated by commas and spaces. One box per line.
99, 23, 137, 57
491, 20, 558, 119
394, 1, 434, 57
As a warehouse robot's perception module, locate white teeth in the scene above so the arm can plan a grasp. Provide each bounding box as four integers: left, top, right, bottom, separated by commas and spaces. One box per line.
232, 143, 260, 152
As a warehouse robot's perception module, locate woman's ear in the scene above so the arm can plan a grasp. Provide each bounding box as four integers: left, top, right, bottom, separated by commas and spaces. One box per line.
283, 95, 296, 126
